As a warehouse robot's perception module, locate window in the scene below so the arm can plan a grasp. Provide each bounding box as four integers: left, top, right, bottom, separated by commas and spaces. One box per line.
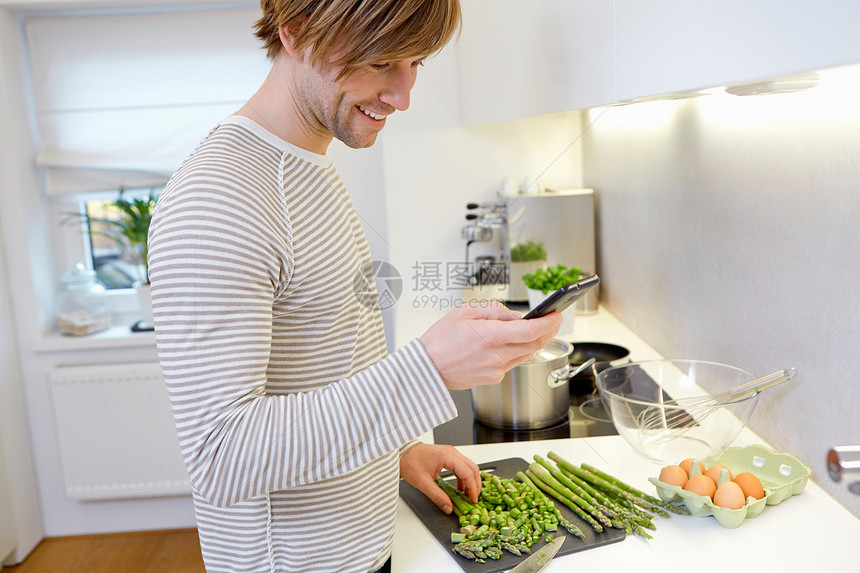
86, 198, 140, 289
85, 188, 160, 289
59, 186, 160, 291
21, 7, 267, 331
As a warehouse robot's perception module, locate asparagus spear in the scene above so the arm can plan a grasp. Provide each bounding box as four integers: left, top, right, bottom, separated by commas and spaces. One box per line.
516, 471, 584, 539
435, 477, 475, 517
548, 453, 652, 528
533, 456, 614, 529
603, 490, 659, 526
580, 462, 688, 515
548, 454, 675, 517
579, 463, 689, 516
526, 468, 604, 533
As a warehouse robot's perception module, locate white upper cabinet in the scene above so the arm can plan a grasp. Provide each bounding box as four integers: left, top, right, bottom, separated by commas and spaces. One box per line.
615, 0, 860, 101
457, 0, 615, 126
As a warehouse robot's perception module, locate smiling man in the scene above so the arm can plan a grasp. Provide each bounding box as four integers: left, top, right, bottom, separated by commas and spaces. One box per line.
147, 1, 562, 572
241, 1, 436, 152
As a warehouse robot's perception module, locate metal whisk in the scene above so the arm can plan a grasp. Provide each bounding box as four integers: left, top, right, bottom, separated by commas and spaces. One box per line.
636, 367, 797, 433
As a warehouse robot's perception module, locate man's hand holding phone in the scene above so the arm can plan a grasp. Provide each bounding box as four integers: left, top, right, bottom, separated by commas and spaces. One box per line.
419, 301, 563, 391
522, 274, 600, 319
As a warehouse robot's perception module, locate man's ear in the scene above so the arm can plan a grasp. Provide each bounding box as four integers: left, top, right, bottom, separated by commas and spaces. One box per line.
278, 26, 302, 59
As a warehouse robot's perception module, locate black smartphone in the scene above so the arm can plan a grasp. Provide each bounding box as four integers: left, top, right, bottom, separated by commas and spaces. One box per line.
522, 274, 600, 319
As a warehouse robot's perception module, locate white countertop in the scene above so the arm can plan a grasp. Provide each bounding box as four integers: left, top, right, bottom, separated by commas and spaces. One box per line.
392, 435, 860, 572
396, 307, 860, 572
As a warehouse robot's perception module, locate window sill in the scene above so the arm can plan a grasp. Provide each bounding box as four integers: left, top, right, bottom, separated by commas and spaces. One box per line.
31, 324, 155, 354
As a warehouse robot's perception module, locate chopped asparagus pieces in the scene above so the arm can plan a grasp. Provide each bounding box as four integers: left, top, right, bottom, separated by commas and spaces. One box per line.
440, 452, 685, 563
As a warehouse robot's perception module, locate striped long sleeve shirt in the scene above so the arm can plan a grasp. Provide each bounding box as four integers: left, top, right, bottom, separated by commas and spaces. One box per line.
148, 116, 457, 572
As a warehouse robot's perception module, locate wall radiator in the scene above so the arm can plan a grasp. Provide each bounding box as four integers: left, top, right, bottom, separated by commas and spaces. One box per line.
48, 362, 191, 500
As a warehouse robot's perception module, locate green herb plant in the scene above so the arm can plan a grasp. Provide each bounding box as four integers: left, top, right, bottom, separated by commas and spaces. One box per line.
522, 264, 583, 295
62, 187, 158, 285
510, 240, 547, 263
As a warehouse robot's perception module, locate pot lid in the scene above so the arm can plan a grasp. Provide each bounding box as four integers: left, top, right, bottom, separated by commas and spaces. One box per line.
528, 338, 573, 364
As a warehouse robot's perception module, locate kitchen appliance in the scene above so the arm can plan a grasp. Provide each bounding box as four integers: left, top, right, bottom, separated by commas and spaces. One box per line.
461, 200, 508, 285
460, 189, 596, 303
470, 340, 590, 430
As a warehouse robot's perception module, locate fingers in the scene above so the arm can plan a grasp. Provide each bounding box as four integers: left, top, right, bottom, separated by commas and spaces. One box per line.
476, 312, 564, 371
457, 299, 522, 321
414, 475, 454, 514
503, 311, 564, 344
420, 302, 564, 391
402, 445, 482, 513
447, 456, 482, 504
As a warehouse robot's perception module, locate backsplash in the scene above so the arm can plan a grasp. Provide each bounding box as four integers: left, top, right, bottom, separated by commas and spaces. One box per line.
582, 65, 860, 516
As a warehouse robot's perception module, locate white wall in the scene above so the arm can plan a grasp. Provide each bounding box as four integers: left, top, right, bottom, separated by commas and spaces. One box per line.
583, 68, 860, 516
379, 44, 585, 346
0, 7, 46, 563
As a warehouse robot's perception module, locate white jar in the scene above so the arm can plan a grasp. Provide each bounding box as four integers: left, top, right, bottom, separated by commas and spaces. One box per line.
56, 263, 111, 336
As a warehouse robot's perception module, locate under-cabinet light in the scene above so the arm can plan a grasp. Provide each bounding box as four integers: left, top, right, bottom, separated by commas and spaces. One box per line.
725, 74, 820, 96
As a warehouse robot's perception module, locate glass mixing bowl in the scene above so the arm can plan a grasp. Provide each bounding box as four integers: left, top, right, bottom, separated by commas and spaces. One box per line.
595, 359, 759, 464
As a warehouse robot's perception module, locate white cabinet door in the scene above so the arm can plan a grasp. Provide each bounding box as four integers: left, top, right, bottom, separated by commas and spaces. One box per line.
458, 0, 615, 125
616, 0, 860, 101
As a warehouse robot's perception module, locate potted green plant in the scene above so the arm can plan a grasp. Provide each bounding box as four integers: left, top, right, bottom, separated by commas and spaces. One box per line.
522, 263, 583, 296
508, 240, 547, 302
522, 263, 583, 335
63, 187, 158, 328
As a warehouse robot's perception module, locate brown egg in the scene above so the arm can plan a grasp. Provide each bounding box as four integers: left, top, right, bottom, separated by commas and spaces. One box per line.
733, 472, 765, 500
680, 458, 707, 477
658, 465, 688, 488
714, 481, 746, 509
705, 464, 734, 484
684, 474, 717, 500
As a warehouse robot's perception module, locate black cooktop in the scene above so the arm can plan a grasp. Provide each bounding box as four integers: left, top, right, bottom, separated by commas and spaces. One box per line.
433, 387, 618, 446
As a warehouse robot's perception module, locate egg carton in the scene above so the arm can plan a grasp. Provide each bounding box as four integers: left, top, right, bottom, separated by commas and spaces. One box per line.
647, 444, 811, 528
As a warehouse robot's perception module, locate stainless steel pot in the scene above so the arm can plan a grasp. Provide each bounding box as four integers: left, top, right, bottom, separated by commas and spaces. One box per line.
471, 339, 591, 430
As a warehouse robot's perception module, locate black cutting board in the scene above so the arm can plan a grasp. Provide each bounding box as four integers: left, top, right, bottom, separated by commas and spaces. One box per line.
399, 457, 625, 573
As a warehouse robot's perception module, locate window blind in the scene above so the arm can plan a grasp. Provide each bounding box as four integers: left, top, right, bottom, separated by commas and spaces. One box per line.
24, 6, 269, 195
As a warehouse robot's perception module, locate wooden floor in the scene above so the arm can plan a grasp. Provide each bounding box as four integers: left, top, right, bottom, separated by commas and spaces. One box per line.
2, 529, 205, 573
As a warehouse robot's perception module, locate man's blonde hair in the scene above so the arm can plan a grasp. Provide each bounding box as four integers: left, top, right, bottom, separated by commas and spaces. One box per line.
255, 0, 461, 77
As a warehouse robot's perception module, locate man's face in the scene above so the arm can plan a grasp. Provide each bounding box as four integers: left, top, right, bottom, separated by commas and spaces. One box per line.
294, 51, 424, 149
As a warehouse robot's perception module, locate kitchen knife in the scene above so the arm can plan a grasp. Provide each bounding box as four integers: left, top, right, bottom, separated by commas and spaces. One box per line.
508, 536, 565, 573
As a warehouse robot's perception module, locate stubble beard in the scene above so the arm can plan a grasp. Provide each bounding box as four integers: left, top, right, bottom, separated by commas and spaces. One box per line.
331, 102, 380, 149
302, 65, 380, 150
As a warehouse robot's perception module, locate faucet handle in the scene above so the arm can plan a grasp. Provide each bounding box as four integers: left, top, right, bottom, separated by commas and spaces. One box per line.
827, 446, 860, 495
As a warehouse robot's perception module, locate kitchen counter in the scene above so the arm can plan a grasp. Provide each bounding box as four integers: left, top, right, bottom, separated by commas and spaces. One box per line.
395, 307, 860, 571
392, 433, 860, 572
